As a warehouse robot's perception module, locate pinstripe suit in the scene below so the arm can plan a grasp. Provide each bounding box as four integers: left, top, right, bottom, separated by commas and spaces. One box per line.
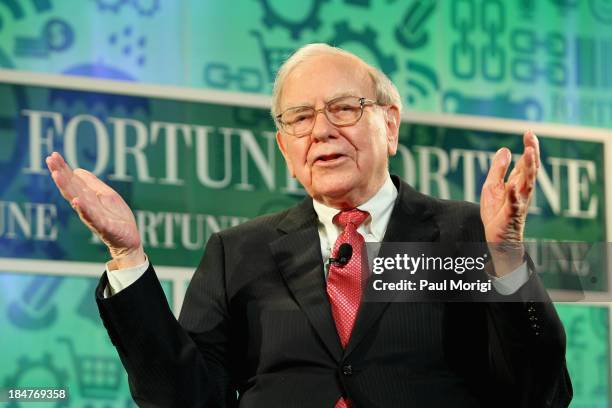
96, 176, 572, 407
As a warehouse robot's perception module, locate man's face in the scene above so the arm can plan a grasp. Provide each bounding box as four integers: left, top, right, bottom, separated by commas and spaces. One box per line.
276, 54, 400, 208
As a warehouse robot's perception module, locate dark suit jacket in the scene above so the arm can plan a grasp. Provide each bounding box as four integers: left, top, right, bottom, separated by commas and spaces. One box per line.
96, 176, 572, 407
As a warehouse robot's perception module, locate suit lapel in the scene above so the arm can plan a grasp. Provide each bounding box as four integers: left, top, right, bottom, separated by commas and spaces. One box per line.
345, 178, 440, 357
269, 198, 344, 361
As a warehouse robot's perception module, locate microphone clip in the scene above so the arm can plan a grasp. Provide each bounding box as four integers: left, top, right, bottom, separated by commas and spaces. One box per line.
328, 243, 353, 267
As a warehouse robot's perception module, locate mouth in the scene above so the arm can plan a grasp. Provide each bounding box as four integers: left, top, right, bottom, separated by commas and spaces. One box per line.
313, 153, 347, 167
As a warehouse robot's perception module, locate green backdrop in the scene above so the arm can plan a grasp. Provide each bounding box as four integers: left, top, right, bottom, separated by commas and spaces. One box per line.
0, 1, 610, 406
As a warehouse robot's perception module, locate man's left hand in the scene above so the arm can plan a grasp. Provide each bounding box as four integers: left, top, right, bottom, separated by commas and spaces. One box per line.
480, 130, 540, 277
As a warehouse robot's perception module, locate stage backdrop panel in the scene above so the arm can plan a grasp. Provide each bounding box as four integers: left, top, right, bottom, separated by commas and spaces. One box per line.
0, 74, 610, 407
0, 1, 610, 129
0, 271, 172, 408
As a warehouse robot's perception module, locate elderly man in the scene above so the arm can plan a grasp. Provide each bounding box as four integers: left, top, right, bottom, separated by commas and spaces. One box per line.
46, 44, 571, 407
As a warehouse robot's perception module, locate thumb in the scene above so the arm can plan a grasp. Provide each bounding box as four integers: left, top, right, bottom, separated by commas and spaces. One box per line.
484, 148, 511, 189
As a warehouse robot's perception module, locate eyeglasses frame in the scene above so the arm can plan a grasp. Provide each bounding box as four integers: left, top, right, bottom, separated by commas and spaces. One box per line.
275, 96, 381, 137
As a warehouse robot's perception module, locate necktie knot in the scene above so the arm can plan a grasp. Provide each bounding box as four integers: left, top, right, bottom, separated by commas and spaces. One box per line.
334, 209, 369, 228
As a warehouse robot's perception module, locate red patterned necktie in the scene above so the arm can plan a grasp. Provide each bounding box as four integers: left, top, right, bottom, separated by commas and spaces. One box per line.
327, 209, 369, 408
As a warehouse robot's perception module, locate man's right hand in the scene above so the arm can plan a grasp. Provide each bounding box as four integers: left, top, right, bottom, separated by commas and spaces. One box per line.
46, 152, 145, 269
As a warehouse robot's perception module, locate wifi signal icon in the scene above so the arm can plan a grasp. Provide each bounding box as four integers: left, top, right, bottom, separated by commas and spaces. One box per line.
0, 0, 52, 31
406, 60, 439, 105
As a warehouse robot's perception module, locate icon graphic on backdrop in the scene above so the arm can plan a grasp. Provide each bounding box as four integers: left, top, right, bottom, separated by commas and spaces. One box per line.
449, 0, 507, 82
58, 337, 123, 400
94, 0, 128, 13
257, 0, 328, 39
4, 353, 69, 407
8, 276, 63, 330
1, 0, 57, 59
511, 30, 567, 57
203, 62, 264, 93
94, 0, 160, 16
518, 0, 536, 18
343, 0, 371, 7
0, 0, 52, 30
443, 91, 543, 121
510, 29, 567, 86
589, 0, 612, 23
575, 36, 612, 89
405, 60, 439, 105
132, 0, 160, 17
549, 0, 580, 13
13, 18, 74, 58
62, 61, 137, 81
108, 25, 146, 66
250, 30, 294, 84
328, 21, 398, 76
394, 0, 436, 50
450, 0, 477, 80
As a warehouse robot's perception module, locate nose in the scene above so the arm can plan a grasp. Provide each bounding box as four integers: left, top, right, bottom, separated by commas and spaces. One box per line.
310, 108, 336, 142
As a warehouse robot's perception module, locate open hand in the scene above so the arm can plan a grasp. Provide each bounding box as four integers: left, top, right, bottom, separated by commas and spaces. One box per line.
46, 152, 145, 268
480, 131, 540, 276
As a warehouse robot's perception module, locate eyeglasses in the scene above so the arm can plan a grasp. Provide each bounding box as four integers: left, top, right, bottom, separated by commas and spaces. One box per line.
275, 96, 380, 137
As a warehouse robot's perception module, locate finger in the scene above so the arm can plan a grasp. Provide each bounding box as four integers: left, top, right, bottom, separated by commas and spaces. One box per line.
514, 146, 537, 198
523, 130, 540, 169
49, 165, 82, 203
484, 147, 511, 188
46, 152, 85, 201
45, 151, 67, 172
46, 152, 68, 180
507, 138, 535, 185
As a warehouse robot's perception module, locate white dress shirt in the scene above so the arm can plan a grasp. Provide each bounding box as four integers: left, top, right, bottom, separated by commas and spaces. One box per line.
313, 175, 397, 278
105, 174, 528, 297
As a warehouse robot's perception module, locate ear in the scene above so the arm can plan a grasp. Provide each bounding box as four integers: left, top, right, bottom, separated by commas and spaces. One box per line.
385, 105, 400, 156
276, 130, 296, 177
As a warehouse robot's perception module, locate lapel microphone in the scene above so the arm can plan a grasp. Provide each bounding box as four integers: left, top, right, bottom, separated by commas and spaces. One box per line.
329, 243, 353, 266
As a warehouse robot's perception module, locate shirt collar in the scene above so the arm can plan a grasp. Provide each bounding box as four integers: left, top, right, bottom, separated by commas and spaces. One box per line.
312, 174, 397, 239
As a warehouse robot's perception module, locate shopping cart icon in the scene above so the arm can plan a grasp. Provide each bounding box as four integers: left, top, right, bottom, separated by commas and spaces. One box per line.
57, 337, 123, 400
250, 30, 295, 82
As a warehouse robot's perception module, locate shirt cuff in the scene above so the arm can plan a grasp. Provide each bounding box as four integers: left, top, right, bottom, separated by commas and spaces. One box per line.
490, 261, 530, 295
103, 255, 150, 298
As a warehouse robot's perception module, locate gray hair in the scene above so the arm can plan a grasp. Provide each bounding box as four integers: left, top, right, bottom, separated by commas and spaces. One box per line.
271, 43, 402, 122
